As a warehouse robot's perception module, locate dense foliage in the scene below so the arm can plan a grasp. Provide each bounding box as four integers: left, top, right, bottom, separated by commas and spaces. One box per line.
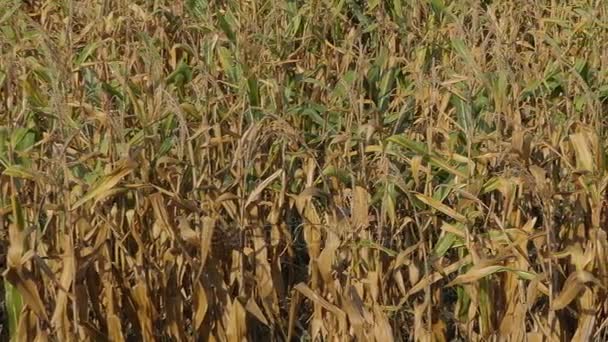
1, 0, 608, 340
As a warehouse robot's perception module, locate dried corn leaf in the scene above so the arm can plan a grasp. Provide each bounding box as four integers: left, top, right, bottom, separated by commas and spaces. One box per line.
552, 271, 601, 311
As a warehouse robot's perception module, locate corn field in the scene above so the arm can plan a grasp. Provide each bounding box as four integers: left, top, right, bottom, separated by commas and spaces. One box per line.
1, 0, 608, 340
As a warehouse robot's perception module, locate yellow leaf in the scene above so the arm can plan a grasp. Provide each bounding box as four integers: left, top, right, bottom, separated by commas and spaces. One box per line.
71, 159, 136, 210
415, 193, 467, 222
193, 282, 208, 331
245, 169, 283, 208
351, 186, 369, 228
294, 283, 346, 319
570, 133, 594, 172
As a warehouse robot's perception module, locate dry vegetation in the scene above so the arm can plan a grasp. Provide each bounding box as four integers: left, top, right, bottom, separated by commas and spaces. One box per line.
1, 0, 608, 340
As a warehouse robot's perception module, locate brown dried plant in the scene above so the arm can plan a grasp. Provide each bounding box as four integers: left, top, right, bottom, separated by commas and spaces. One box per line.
1, 0, 608, 340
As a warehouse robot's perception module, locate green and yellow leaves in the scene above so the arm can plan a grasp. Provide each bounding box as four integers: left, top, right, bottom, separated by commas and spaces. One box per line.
71, 159, 136, 210
448, 265, 536, 287
415, 193, 467, 223
186, 0, 208, 18
4, 281, 22, 341
387, 135, 469, 179
166, 60, 193, 89
2, 0, 608, 341
1, 165, 53, 185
